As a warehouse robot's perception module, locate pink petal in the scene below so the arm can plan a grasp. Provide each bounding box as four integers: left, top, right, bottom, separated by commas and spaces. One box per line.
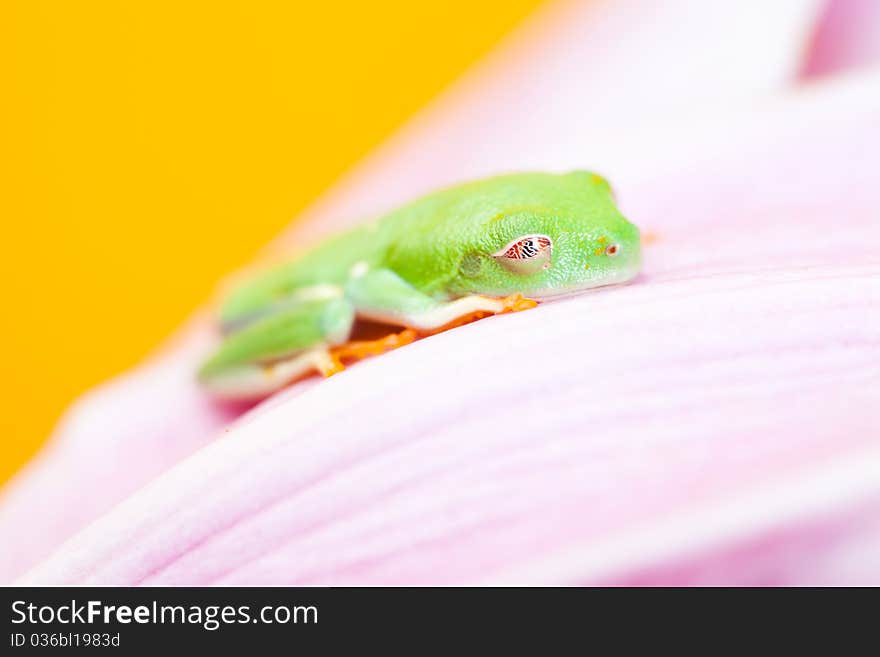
0, 0, 826, 582
601, 496, 880, 586
19, 71, 880, 585
802, 0, 880, 78
0, 323, 233, 578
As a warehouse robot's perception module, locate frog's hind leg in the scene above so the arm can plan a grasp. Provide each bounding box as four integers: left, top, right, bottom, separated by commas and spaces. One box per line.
202, 348, 346, 399
198, 296, 355, 399
399, 293, 536, 334
346, 268, 537, 335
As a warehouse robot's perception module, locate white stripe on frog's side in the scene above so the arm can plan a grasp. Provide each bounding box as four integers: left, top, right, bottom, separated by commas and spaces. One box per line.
357, 294, 511, 331
201, 347, 335, 399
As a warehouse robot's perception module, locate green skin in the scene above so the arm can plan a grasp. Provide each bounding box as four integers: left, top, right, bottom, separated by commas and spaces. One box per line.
199, 171, 642, 398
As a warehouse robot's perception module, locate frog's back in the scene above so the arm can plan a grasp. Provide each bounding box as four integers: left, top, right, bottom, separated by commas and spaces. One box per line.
218, 172, 594, 326
371, 172, 604, 293
379, 172, 597, 235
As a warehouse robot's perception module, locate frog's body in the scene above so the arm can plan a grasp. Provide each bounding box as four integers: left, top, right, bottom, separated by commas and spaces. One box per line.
199, 171, 642, 398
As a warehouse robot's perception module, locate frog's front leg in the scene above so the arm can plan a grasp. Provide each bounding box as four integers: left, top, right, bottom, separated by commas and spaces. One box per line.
198, 296, 355, 399
345, 268, 537, 334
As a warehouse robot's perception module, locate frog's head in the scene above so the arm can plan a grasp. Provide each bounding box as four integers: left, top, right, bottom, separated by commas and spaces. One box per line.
452, 171, 642, 300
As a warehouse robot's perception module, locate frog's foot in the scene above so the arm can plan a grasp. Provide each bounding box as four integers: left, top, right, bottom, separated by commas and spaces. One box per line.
417, 294, 538, 335
202, 347, 342, 399
311, 349, 345, 378
320, 294, 534, 376
324, 328, 418, 376
641, 231, 659, 246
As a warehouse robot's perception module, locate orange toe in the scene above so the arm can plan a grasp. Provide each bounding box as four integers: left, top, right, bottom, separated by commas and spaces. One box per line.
329, 329, 417, 369
499, 293, 538, 313
315, 351, 345, 378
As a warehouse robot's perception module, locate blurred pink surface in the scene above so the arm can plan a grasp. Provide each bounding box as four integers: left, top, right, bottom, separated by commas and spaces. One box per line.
3, 0, 879, 585
803, 0, 880, 77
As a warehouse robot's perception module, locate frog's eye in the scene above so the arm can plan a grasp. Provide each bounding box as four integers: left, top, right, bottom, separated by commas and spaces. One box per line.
493, 235, 552, 274
605, 244, 620, 257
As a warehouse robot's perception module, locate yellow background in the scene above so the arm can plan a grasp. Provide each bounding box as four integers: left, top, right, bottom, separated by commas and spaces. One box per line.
0, 0, 546, 483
